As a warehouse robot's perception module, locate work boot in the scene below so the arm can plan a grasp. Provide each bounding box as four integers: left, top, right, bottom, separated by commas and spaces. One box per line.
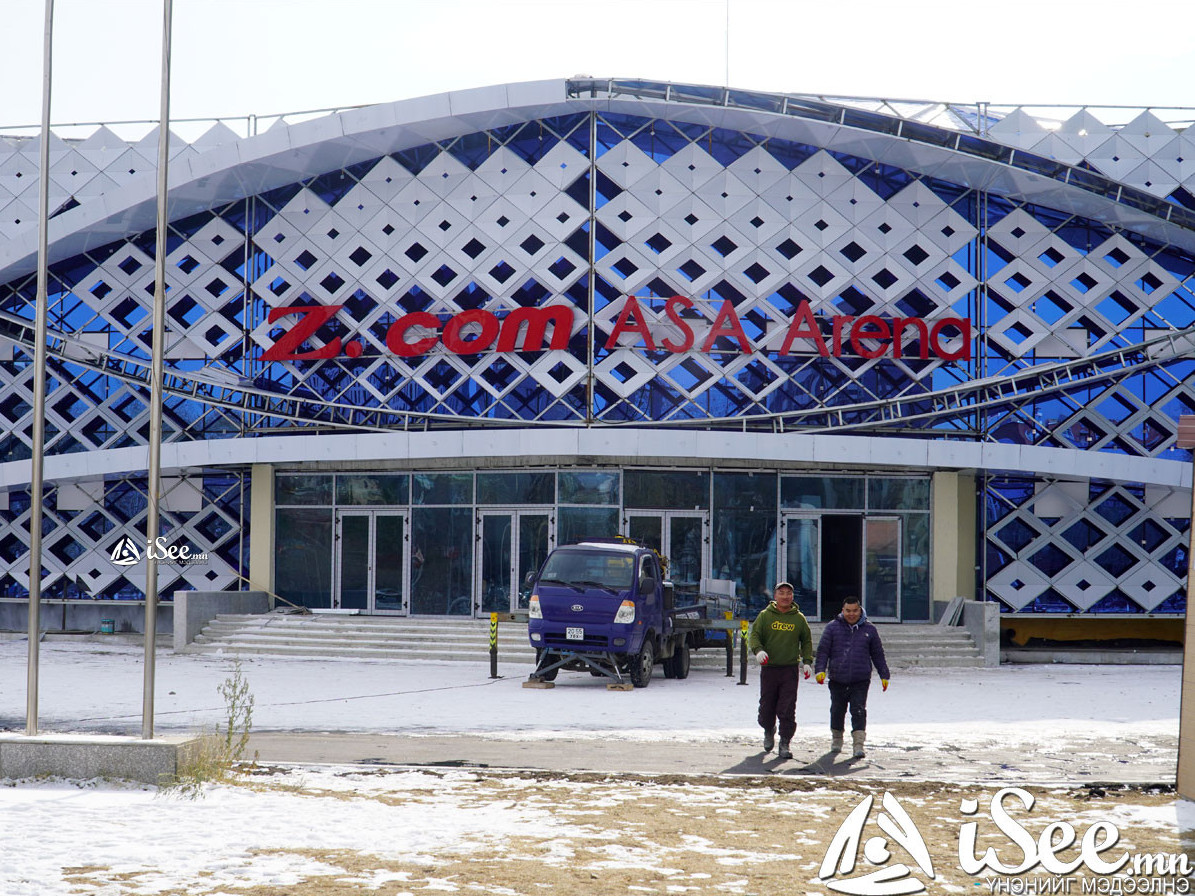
762, 729, 775, 753
830, 729, 844, 753
852, 730, 866, 759
777, 739, 793, 760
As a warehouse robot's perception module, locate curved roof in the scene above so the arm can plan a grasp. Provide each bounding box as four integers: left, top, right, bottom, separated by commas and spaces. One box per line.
5, 77, 1195, 283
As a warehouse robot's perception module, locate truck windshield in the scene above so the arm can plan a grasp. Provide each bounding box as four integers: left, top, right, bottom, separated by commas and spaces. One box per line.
539, 550, 635, 592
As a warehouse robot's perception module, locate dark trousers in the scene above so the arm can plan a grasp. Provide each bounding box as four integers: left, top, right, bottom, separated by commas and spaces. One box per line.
828, 679, 870, 732
758, 665, 800, 740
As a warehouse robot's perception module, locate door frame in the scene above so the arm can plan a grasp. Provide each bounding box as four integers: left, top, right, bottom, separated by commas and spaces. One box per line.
333, 508, 410, 615
474, 507, 555, 617
624, 510, 709, 592
863, 515, 902, 622
779, 511, 821, 619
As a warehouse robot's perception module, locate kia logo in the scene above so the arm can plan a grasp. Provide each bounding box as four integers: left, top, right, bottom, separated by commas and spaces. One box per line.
571, 604, 584, 612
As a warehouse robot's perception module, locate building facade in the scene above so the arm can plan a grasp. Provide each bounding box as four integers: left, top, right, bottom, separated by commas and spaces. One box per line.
0, 79, 1191, 629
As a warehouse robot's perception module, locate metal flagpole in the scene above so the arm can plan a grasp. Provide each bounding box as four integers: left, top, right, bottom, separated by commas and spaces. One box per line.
26, 0, 55, 738
143, 0, 173, 741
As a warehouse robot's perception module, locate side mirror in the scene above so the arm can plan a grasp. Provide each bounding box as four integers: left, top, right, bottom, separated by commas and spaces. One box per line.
525, 571, 537, 586
639, 576, 656, 595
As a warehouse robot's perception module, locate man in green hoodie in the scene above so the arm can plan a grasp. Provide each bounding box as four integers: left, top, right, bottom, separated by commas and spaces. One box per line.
748, 581, 813, 760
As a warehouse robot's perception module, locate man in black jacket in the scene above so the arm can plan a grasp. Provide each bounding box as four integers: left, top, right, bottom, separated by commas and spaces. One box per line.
814, 595, 890, 758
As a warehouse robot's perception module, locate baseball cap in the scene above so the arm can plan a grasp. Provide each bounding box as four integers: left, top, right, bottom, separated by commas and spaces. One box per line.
774, 581, 795, 591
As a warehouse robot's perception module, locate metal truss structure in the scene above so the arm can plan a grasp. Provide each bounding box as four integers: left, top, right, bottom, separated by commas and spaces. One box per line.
0, 79, 1192, 612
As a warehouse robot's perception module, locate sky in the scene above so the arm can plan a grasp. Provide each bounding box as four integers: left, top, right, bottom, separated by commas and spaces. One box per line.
1, 0, 1194, 133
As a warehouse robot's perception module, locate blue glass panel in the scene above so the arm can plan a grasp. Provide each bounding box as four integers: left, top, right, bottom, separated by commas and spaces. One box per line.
558, 506, 620, 543
625, 470, 710, 509
336, 475, 409, 506
781, 476, 865, 509
558, 471, 619, 505
868, 478, 930, 510
477, 472, 554, 505
412, 473, 473, 505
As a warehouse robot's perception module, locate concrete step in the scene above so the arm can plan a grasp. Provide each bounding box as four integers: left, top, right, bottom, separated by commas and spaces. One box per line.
185, 612, 986, 669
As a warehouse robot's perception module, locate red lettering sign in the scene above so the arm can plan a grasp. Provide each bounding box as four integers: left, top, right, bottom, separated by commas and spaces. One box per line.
260, 298, 971, 362
260, 304, 344, 362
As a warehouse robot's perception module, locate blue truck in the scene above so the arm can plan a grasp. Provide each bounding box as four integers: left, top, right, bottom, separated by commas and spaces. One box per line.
526, 539, 733, 688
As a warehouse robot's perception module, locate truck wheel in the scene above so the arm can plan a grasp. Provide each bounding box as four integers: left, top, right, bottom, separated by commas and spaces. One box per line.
534, 649, 558, 682
663, 640, 690, 680
629, 638, 654, 688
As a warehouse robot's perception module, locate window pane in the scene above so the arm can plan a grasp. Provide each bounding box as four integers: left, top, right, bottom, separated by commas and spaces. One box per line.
274, 507, 332, 608
336, 475, 409, 506
713, 472, 776, 511
625, 470, 710, 509
869, 478, 930, 510
411, 507, 474, 615
477, 472, 554, 505
711, 509, 776, 602
558, 470, 619, 505
412, 473, 473, 505
275, 474, 332, 506
902, 513, 931, 621
558, 506, 620, 544
781, 476, 865, 510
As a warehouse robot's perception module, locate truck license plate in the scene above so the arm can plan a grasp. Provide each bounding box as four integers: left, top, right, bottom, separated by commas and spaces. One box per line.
566, 627, 584, 641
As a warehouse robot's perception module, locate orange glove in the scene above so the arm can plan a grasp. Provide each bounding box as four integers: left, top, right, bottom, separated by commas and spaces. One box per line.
881, 679, 889, 692
815, 672, 825, 684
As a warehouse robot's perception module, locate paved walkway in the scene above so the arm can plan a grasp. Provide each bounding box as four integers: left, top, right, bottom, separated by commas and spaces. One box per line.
246, 729, 1177, 786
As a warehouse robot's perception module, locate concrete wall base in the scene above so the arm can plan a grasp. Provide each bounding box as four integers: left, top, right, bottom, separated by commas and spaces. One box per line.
0, 601, 172, 635
1003, 648, 1182, 665
962, 600, 1000, 667
0, 734, 210, 786
173, 591, 270, 651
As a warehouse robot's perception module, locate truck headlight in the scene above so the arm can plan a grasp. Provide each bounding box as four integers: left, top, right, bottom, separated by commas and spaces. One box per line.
529, 595, 542, 619
613, 600, 635, 624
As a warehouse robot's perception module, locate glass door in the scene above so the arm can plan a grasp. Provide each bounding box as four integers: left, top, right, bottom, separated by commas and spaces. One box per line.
335, 510, 408, 614
626, 511, 707, 596
780, 514, 820, 618
477, 509, 553, 615
864, 516, 901, 621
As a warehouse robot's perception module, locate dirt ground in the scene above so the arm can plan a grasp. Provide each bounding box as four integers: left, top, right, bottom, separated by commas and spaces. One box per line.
63, 766, 1190, 896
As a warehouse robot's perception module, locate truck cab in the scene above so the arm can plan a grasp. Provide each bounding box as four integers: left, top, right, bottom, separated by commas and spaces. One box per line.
527, 540, 679, 687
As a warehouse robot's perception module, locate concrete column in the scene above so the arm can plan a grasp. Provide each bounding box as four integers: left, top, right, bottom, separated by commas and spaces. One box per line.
248, 464, 275, 604
1174, 417, 1194, 798
1178, 486, 1195, 798
931, 471, 976, 619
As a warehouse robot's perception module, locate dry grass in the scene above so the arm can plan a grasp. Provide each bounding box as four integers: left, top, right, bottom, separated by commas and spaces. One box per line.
64, 767, 1187, 895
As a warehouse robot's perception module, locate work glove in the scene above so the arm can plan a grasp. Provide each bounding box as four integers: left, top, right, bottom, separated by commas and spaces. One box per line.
816, 672, 825, 684
881, 679, 889, 692
802, 664, 812, 680
755, 650, 769, 665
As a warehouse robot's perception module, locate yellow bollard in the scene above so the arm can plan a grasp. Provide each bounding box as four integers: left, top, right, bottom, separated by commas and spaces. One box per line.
489, 612, 499, 679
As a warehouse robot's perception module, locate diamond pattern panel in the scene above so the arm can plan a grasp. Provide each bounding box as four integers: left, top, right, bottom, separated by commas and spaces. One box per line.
985, 476, 1188, 613
2, 106, 1195, 615
0, 474, 244, 601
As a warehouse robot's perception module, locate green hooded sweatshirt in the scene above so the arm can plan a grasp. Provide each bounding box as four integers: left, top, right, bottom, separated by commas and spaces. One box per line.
748, 602, 813, 667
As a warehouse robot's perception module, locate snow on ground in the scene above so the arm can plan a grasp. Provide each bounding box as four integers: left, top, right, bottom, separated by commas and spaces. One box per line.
0, 638, 1180, 745
0, 639, 1187, 896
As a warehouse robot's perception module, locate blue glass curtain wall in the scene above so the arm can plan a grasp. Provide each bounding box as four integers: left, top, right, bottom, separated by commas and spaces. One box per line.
272, 469, 933, 619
